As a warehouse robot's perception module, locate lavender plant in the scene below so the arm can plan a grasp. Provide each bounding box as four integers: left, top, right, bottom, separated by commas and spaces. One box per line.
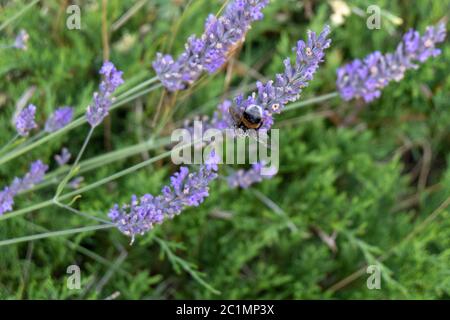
152, 0, 269, 92
53, 61, 124, 202
337, 23, 447, 102
212, 26, 331, 186
212, 25, 332, 130
106, 26, 331, 241
1, 0, 449, 300
109, 150, 219, 242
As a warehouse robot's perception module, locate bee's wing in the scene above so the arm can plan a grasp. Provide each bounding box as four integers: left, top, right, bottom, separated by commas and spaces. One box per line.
228, 106, 242, 123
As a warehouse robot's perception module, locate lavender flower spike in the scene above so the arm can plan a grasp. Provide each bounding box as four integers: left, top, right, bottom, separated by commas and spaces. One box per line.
16, 160, 48, 191
86, 61, 124, 127
109, 150, 219, 242
227, 162, 276, 189
15, 104, 37, 137
337, 23, 447, 103
45, 107, 74, 132
213, 25, 331, 130
0, 160, 48, 215
152, 0, 269, 92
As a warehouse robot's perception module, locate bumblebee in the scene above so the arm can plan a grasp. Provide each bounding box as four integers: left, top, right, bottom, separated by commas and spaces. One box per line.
229, 104, 264, 131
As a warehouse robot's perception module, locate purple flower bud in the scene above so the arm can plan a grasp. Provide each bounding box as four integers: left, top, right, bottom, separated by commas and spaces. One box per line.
152, 0, 269, 92
54, 147, 71, 166
86, 61, 124, 127
109, 150, 219, 241
0, 187, 15, 215
45, 107, 74, 132
337, 23, 446, 103
0, 160, 48, 215
15, 104, 37, 137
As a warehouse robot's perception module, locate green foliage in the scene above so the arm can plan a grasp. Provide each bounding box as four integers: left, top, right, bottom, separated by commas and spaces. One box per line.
0, 0, 449, 299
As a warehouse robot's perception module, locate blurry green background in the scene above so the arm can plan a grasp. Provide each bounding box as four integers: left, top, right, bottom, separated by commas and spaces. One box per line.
0, 0, 449, 299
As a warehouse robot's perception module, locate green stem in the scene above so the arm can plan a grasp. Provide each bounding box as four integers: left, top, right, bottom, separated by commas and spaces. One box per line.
0, 134, 19, 155
54, 127, 94, 200
154, 236, 220, 295
0, 0, 40, 32
0, 224, 113, 247
53, 199, 112, 225
20, 130, 45, 147
0, 137, 202, 222
111, 83, 162, 112
64, 148, 173, 197
283, 91, 339, 112
249, 189, 298, 233
23, 136, 171, 194
0, 82, 162, 167
114, 76, 158, 101
22, 220, 126, 272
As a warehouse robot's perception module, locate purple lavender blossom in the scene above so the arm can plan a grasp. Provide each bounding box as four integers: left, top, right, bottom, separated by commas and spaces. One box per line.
15, 104, 37, 137
45, 107, 74, 132
13, 29, 29, 50
337, 23, 447, 103
55, 148, 71, 166
16, 160, 48, 191
0, 160, 48, 215
227, 162, 275, 189
212, 25, 331, 130
86, 61, 124, 127
99, 61, 125, 94
152, 0, 269, 92
109, 150, 219, 241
